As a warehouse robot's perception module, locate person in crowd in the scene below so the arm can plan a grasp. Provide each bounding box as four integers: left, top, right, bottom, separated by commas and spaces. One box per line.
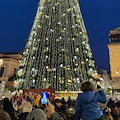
107, 101, 120, 120
26, 99, 64, 120
54, 99, 64, 113
3, 98, 16, 120
0, 110, 12, 120
66, 100, 76, 120
17, 102, 32, 120
14, 101, 22, 117
103, 108, 113, 120
0, 99, 3, 110
37, 104, 51, 119
107, 98, 115, 109
26, 109, 48, 120
67, 96, 72, 107
75, 81, 106, 120
61, 97, 66, 105
57, 112, 68, 120
64, 102, 69, 109
26, 92, 34, 104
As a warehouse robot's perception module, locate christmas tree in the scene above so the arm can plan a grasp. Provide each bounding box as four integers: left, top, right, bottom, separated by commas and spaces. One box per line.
17, 0, 96, 91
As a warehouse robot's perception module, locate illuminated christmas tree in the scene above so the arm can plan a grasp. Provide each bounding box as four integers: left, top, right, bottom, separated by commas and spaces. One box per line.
17, 0, 96, 91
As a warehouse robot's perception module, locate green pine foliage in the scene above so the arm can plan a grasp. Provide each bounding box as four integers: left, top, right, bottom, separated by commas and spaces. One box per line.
17, 0, 97, 91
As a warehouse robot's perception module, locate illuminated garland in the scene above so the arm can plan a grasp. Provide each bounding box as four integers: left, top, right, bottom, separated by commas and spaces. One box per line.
17, 0, 97, 91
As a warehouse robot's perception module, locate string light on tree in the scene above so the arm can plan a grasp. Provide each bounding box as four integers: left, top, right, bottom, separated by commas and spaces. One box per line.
16, 0, 97, 91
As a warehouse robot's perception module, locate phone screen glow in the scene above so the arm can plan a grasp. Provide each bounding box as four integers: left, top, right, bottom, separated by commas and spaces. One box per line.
101, 111, 103, 115
41, 92, 47, 104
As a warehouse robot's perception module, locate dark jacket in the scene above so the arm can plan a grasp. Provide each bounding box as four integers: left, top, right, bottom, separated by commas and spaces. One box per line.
3, 98, 16, 120
110, 107, 118, 120
51, 112, 64, 120
18, 112, 29, 120
75, 90, 106, 120
55, 104, 64, 113
107, 99, 118, 120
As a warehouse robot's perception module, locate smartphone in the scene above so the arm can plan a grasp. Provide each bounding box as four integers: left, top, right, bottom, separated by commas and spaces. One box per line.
41, 92, 47, 104
101, 111, 103, 115
13, 103, 16, 108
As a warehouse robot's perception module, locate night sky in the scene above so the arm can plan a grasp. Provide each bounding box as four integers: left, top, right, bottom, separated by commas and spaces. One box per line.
0, 0, 120, 73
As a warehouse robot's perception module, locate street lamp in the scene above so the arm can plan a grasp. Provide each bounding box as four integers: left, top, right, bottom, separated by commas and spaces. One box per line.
0, 59, 3, 66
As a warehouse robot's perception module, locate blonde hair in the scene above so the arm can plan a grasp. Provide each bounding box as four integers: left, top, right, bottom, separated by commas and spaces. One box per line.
21, 102, 32, 113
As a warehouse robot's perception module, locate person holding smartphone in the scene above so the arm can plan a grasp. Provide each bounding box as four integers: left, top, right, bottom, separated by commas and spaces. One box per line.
27, 99, 64, 120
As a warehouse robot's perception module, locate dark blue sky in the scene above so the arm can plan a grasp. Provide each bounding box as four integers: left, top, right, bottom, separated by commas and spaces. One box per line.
0, 0, 120, 72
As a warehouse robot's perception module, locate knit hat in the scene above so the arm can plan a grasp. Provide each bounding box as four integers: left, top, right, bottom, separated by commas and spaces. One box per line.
26, 109, 47, 120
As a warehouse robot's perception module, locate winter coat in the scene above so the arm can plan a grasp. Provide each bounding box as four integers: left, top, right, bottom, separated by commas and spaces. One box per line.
17, 112, 29, 120
75, 90, 106, 120
51, 112, 64, 120
3, 98, 16, 120
55, 104, 64, 113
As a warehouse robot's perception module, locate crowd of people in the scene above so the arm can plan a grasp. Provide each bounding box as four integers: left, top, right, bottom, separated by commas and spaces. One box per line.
0, 81, 120, 120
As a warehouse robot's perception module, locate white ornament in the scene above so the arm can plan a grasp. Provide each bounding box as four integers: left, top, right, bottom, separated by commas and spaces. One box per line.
60, 64, 63, 67
40, 6, 43, 10
80, 32, 82, 34
74, 56, 77, 59
32, 68, 35, 71
58, 22, 61, 24
59, 37, 62, 39
53, 68, 56, 71
46, 55, 48, 58
50, 29, 53, 32
82, 30, 85, 32
82, 41, 85, 44
33, 47, 35, 50
63, 13, 65, 16
33, 79, 35, 82
44, 78, 46, 81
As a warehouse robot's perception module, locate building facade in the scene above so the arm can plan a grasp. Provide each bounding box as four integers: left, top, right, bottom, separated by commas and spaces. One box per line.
108, 27, 120, 99
0, 52, 22, 98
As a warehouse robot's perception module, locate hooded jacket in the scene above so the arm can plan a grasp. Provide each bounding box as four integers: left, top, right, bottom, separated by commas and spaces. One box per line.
75, 90, 106, 120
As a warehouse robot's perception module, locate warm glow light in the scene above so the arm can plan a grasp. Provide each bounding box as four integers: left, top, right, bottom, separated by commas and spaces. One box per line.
108, 44, 120, 77
0, 59, 3, 66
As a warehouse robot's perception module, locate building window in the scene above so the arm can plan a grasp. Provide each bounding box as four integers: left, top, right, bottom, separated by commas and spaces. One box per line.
14, 68, 17, 75
0, 67, 4, 77
111, 38, 120, 43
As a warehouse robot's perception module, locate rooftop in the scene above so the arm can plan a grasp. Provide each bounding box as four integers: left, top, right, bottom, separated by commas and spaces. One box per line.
0, 52, 20, 55
109, 27, 120, 39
